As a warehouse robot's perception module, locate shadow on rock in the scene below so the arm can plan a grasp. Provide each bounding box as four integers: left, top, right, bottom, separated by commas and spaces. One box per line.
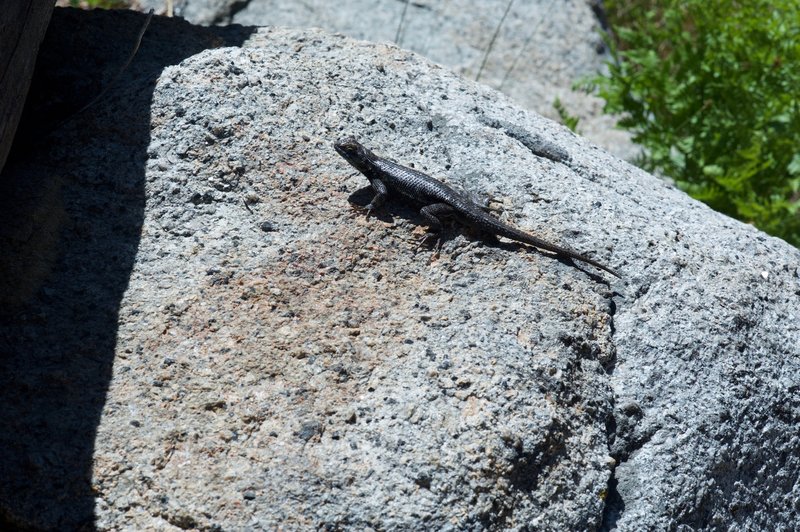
0, 8, 255, 530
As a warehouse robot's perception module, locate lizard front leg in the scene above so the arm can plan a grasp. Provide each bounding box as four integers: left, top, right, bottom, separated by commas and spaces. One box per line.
365, 178, 389, 217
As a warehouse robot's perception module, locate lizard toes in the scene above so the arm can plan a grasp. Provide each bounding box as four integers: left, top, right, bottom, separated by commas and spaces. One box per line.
414, 232, 436, 253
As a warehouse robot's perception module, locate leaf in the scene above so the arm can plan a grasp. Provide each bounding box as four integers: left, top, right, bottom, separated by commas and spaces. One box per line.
702, 165, 723, 177
788, 154, 800, 176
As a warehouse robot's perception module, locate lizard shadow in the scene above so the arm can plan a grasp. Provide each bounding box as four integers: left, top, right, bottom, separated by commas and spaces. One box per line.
348, 185, 461, 245
467, 233, 613, 284
349, 186, 614, 284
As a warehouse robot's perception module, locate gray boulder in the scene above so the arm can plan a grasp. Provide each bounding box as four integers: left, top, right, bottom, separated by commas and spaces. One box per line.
0, 8, 797, 531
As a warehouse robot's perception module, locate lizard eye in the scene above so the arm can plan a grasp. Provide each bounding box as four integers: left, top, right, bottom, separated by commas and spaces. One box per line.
334, 136, 371, 166
335, 137, 361, 155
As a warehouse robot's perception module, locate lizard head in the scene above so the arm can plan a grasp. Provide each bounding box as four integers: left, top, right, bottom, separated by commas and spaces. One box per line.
334, 137, 374, 173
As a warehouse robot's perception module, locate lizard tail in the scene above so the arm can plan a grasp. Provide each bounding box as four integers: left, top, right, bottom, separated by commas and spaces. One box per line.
480, 215, 621, 278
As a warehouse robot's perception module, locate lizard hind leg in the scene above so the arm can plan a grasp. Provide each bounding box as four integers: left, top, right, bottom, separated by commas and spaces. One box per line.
468, 191, 494, 212
417, 203, 454, 252
464, 190, 505, 214
419, 203, 454, 231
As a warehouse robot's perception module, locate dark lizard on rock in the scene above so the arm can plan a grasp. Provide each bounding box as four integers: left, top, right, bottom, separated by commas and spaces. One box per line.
333, 137, 620, 278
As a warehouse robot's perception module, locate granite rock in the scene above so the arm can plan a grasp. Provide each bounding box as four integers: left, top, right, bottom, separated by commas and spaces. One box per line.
0, 8, 798, 531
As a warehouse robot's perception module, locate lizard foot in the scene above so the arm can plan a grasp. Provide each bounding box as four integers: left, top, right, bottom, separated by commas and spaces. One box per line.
414, 232, 440, 253
362, 203, 378, 219
414, 232, 443, 254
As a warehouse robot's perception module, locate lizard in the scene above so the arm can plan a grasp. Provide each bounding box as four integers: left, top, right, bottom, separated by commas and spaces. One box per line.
333, 137, 620, 278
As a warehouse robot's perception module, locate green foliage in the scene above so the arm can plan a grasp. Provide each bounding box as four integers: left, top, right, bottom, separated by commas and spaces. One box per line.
553, 98, 581, 133
68, 0, 130, 8
587, 0, 800, 246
